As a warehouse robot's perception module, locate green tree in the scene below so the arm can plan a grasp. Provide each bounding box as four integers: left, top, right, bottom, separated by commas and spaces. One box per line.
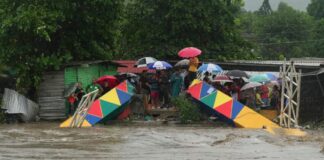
0, 0, 123, 96
119, 0, 251, 60
257, 0, 272, 15
307, 0, 324, 19
309, 19, 324, 57
256, 2, 314, 59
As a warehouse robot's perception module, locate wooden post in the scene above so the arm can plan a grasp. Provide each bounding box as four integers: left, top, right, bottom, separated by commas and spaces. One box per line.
69, 89, 98, 128
296, 69, 301, 126
280, 60, 286, 127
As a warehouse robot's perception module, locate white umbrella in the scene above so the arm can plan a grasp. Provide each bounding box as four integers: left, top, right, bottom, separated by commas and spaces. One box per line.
240, 82, 262, 91
148, 61, 172, 70
135, 57, 157, 68
175, 59, 189, 67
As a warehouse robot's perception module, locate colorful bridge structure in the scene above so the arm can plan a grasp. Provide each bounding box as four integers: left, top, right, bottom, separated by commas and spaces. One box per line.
60, 80, 135, 127
187, 79, 281, 129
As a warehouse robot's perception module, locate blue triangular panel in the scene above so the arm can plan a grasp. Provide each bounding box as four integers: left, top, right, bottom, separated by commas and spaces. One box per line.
85, 114, 102, 125
200, 82, 215, 99
116, 89, 132, 104
231, 101, 245, 120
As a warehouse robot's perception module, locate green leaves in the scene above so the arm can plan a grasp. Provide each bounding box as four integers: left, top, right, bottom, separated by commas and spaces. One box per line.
119, 0, 249, 60
0, 0, 123, 94
307, 0, 324, 20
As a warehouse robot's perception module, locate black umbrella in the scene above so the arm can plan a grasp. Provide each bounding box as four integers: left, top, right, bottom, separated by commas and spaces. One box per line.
226, 70, 249, 79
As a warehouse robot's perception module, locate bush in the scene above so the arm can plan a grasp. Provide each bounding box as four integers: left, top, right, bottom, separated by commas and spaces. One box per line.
171, 95, 202, 123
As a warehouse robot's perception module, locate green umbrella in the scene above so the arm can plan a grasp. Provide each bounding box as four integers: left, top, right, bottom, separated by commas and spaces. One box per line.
249, 74, 270, 83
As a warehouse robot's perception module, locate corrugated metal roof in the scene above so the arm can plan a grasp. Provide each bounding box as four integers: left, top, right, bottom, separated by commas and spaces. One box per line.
229, 59, 324, 66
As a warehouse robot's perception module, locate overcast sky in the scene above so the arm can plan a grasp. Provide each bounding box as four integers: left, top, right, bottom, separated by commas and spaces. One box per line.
244, 0, 311, 11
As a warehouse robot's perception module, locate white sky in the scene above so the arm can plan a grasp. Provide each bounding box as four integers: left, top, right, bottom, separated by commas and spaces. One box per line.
244, 0, 311, 11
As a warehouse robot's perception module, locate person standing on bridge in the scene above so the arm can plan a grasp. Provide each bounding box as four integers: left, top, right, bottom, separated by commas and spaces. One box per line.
188, 56, 199, 85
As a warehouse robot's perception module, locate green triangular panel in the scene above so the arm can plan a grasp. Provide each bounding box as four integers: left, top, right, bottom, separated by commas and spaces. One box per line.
200, 91, 217, 109
127, 81, 135, 94
100, 100, 119, 117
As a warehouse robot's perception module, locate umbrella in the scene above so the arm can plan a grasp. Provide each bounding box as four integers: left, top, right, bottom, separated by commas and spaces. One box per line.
178, 47, 201, 58
249, 74, 271, 83
212, 74, 233, 83
240, 82, 262, 91
226, 70, 249, 79
175, 59, 190, 68
147, 61, 172, 70
198, 63, 223, 73
96, 75, 119, 87
264, 73, 277, 81
64, 82, 78, 97
135, 57, 157, 68
266, 80, 280, 88
118, 72, 138, 78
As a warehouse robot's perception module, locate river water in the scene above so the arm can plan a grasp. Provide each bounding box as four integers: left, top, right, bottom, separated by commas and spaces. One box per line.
0, 122, 323, 160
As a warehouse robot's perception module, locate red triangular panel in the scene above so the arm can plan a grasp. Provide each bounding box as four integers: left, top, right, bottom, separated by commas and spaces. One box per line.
215, 99, 233, 119
116, 81, 128, 92
87, 100, 103, 118
187, 83, 203, 100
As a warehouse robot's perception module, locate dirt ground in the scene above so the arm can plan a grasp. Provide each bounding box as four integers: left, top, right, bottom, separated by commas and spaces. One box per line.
0, 122, 323, 160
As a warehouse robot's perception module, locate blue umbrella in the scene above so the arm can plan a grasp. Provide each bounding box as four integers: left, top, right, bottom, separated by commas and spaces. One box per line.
264, 73, 277, 81
249, 74, 270, 83
147, 61, 172, 70
198, 63, 223, 73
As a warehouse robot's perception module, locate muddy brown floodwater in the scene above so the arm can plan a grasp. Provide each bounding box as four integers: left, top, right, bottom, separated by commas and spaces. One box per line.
0, 122, 323, 160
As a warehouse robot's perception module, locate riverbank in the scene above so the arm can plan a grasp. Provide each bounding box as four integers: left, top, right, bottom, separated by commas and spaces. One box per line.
0, 122, 323, 159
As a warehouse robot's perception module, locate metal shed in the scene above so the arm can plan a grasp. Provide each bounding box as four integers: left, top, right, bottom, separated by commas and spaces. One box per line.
38, 61, 122, 120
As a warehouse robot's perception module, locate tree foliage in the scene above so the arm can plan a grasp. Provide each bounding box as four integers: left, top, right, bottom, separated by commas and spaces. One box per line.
1, 0, 324, 96
0, 0, 123, 94
253, 3, 314, 59
119, 0, 251, 60
307, 0, 324, 19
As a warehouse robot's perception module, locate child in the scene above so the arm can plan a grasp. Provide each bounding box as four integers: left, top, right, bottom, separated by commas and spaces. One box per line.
68, 93, 78, 116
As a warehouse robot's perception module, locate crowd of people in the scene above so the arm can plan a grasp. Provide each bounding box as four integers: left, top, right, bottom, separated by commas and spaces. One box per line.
138, 57, 200, 110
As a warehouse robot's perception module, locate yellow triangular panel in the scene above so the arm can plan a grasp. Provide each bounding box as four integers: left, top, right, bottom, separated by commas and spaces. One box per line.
60, 117, 73, 128
59, 117, 92, 128
189, 79, 202, 87
213, 91, 232, 108
100, 88, 121, 106
81, 119, 92, 127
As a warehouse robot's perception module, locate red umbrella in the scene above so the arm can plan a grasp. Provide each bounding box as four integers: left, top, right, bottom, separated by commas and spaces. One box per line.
212, 74, 233, 83
178, 47, 202, 58
96, 75, 118, 88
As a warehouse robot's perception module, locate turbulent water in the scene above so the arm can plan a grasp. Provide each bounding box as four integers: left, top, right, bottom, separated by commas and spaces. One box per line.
0, 122, 323, 160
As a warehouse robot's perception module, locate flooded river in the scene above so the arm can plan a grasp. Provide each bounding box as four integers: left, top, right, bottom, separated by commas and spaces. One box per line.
0, 122, 323, 160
